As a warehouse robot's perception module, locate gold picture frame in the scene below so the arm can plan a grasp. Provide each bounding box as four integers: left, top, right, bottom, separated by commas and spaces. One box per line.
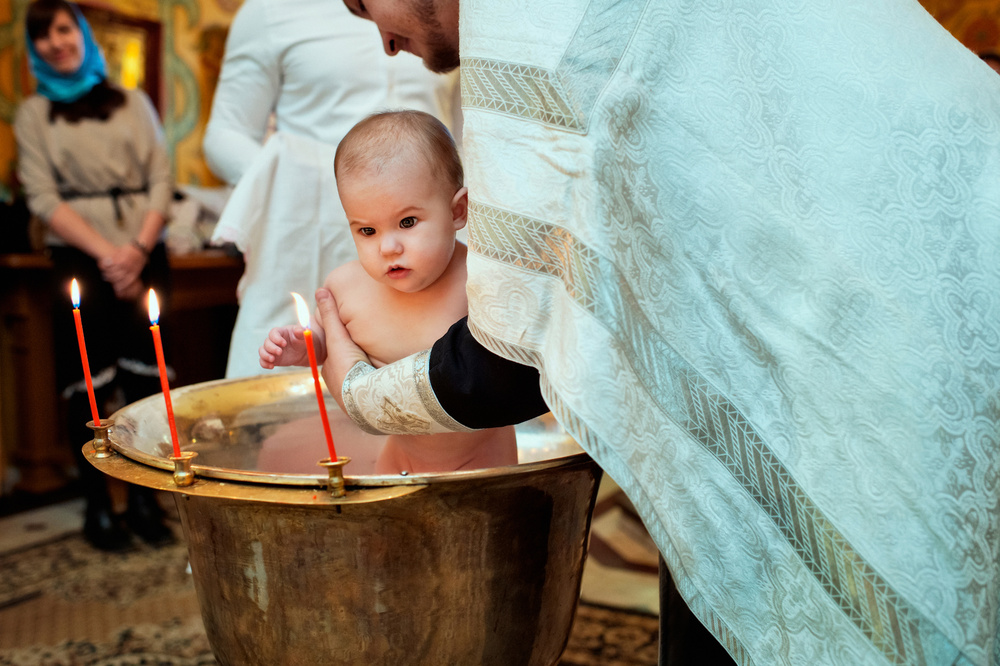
78, 5, 162, 112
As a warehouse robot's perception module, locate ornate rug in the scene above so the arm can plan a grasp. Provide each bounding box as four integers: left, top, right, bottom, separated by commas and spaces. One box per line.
0, 531, 658, 666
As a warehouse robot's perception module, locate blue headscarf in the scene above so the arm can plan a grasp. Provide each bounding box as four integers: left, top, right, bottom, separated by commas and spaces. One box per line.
26, 3, 106, 103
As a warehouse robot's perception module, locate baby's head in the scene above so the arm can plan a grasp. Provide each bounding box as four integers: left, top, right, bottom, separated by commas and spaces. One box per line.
335, 110, 463, 193
334, 111, 468, 293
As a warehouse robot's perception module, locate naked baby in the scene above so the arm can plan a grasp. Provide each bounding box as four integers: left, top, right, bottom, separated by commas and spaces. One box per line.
259, 110, 517, 474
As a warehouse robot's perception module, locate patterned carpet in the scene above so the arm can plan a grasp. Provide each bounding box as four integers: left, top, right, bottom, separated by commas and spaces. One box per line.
0, 524, 658, 665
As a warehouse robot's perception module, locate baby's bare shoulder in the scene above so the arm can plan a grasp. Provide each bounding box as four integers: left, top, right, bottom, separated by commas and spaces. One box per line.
324, 261, 366, 293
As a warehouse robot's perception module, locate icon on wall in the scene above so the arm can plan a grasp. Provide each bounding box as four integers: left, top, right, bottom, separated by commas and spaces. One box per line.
91, 22, 146, 90
78, 5, 161, 112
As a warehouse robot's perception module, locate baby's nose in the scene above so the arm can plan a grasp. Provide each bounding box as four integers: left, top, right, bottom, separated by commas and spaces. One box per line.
380, 236, 403, 255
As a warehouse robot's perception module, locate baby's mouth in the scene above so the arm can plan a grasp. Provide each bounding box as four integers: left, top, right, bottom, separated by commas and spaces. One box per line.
387, 265, 408, 277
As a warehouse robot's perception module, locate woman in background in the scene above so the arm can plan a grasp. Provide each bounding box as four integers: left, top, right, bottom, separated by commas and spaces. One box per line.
15, 0, 173, 551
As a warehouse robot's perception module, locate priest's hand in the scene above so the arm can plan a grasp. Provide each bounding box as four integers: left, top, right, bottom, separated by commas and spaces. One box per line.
315, 287, 371, 412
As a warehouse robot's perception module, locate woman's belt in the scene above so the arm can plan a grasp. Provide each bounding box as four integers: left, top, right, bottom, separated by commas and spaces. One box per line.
61, 185, 148, 227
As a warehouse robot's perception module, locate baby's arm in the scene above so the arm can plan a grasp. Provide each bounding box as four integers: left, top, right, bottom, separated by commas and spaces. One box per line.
259, 324, 324, 369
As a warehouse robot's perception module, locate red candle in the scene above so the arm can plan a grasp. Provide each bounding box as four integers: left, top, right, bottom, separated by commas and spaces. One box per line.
292, 292, 338, 460
69, 279, 101, 426
147, 289, 181, 458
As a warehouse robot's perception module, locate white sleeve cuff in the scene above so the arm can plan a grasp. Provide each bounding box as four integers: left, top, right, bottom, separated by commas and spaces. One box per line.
342, 350, 477, 435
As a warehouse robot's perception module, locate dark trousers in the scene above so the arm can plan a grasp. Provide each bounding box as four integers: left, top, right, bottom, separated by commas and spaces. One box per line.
659, 557, 737, 665
48, 244, 170, 507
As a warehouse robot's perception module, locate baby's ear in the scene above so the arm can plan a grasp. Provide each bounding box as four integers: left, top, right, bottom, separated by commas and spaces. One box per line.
451, 187, 469, 229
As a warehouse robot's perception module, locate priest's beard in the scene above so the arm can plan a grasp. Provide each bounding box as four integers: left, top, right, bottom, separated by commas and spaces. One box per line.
416, 0, 460, 73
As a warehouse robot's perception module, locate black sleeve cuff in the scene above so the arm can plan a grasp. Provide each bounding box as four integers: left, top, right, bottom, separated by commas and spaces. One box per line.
428, 317, 548, 429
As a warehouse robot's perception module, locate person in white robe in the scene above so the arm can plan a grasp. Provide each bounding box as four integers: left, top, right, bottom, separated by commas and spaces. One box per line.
203, 0, 461, 378
320, 0, 1000, 664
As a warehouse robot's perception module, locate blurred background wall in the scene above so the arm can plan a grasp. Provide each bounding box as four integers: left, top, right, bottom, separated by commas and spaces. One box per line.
0, 0, 238, 203
922, 0, 1000, 55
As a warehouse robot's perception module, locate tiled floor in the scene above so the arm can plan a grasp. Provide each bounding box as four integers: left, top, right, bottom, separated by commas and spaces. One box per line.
0, 497, 85, 554
584, 478, 660, 614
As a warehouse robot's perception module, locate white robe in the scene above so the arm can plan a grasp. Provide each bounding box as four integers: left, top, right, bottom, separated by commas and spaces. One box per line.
205, 0, 461, 378
458, 0, 1000, 664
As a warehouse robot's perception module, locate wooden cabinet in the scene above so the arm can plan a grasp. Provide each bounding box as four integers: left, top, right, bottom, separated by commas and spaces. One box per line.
164, 251, 243, 388
0, 254, 65, 494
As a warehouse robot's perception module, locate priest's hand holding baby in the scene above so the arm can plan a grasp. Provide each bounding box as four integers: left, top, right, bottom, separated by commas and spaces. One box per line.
315, 287, 371, 413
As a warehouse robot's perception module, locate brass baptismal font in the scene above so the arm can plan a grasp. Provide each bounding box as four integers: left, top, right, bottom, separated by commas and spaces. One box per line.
85, 371, 602, 665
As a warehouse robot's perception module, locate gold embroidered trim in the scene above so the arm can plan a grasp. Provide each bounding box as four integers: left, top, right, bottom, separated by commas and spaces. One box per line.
469, 201, 944, 666
460, 0, 643, 131
342, 361, 383, 435
341, 355, 474, 435
461, 59, 583, 130
413, 349, 477, 433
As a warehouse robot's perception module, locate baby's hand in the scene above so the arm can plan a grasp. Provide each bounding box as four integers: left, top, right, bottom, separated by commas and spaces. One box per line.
259, 325, 310, 369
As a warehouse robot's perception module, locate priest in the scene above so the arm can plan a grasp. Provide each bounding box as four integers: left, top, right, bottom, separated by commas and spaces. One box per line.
319, 0, 1000, 663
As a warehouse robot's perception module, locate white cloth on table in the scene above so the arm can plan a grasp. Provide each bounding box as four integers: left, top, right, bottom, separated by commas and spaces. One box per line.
459, 0, 1000, 664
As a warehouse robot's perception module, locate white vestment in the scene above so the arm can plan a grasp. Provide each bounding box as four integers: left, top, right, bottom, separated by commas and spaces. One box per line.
458, 0, 1000, 664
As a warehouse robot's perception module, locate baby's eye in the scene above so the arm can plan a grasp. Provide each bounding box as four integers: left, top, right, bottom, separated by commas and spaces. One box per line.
399, 216, 416, 229
359, 227, 375, 236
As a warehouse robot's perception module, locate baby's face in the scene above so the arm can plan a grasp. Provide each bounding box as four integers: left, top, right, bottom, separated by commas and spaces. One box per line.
339, 153, 466, 294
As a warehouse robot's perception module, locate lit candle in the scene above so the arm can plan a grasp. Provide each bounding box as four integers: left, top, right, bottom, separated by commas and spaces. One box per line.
147, 289, 181, 458
69, 279, 101, 426
292, 292, 338, 460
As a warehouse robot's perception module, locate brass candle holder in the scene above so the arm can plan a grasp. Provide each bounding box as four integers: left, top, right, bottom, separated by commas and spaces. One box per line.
170, 451, 199, 487
86, 418, 115, 458
318, 457, 351, 498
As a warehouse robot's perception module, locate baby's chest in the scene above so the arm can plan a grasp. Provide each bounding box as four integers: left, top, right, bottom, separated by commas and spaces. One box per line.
342, 296, 458, 366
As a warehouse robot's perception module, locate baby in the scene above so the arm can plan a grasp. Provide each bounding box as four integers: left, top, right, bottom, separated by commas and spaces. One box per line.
259, 110, 517, 474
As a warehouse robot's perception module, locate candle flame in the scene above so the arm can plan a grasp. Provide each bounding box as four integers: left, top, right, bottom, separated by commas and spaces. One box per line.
291, 292, 311, 329
70, 278, 80, 308
148, 288, 160, 325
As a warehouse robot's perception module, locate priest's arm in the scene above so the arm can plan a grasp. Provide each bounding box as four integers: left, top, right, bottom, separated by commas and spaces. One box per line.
317, 289, 547, 434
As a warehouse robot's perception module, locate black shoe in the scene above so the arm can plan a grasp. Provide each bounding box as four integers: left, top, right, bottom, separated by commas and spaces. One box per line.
83, 505, 133, 552
125, 489, 176, 547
